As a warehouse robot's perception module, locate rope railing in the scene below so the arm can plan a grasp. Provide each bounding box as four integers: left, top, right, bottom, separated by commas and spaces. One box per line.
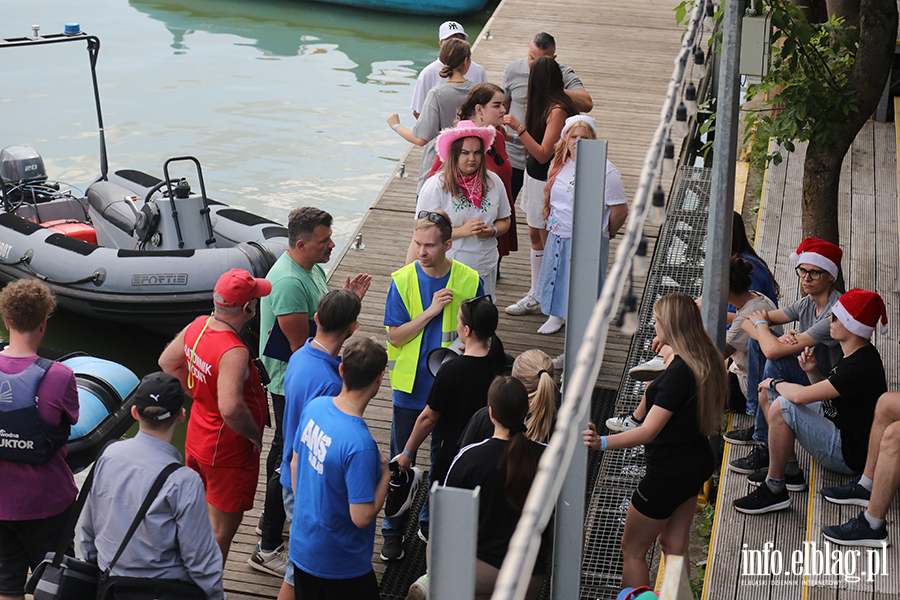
490, 1, 714, 598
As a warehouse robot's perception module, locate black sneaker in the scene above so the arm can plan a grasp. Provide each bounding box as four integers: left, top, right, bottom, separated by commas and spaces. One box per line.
747, 469, 808, 492
723, 427, 761, 446
379, 535, 405, 561
729, 445, 769, 474
822, 512, 889, 548
820, 480, 871, 507
733, 482, 791, 514
384, 464, 422, 519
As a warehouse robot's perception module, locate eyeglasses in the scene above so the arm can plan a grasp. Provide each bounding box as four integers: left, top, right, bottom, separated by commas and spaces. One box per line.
796, 266, 827, 281
417, 211, 451, 226
486, 146, 505, 167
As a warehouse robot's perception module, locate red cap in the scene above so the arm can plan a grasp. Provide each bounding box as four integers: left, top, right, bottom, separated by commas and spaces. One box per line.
214, 268, 272, 307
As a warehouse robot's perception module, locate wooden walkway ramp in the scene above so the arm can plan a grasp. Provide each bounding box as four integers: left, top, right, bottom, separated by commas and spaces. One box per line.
219, 0, 688, 596
703, 120, 900, 600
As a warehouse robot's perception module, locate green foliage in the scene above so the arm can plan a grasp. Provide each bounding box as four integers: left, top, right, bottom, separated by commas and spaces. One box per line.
690, 561, 707, 599
744, 0, 860, 167
689, 498, 717, 598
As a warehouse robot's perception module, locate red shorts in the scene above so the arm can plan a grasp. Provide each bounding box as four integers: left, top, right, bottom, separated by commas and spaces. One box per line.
186, 453, 259, 513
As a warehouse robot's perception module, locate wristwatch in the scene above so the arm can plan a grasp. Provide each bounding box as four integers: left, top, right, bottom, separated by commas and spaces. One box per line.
769, 378, 785, 393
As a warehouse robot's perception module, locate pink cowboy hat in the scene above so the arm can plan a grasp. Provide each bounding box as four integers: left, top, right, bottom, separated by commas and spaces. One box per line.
435, 120, 495, 162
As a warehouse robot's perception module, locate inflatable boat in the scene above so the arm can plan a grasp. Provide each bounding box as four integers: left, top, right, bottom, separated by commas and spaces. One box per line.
35, 349, 141, 473
0, 30, 288, 332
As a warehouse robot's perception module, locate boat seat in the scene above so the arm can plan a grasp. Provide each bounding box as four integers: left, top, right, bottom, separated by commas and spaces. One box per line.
87, 181, 138, 235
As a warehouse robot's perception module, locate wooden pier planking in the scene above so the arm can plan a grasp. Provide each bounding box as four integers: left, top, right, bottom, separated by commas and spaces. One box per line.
704, 120, 900, 600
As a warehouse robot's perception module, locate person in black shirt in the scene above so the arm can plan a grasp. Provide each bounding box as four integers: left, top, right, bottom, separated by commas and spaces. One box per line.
445, 376, 548, 600
460, 349, 557, 447
582, 293, 727, 588
733, 288, 888, 515
397, 296, 506, 485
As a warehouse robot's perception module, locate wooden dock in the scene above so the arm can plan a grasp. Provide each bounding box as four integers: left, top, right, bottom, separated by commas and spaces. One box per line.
221, 0, 688, 597
703, 120, 900, 600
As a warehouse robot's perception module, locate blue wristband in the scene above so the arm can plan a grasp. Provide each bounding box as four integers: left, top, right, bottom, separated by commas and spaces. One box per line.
393, 123, 401, 132
513, 131, 517, 145
403, 447, 413, 458
753, 319, 769, 327
600, 436, 607, 451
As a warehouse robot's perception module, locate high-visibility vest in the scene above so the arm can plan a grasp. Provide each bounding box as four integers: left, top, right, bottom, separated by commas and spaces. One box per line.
386, 260, 479, 393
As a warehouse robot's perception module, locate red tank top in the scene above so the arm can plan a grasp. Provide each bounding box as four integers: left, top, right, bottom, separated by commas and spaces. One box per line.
183, 316, 266, 467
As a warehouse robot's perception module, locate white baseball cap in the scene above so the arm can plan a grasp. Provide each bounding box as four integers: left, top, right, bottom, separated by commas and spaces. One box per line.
439, 21, 468, 41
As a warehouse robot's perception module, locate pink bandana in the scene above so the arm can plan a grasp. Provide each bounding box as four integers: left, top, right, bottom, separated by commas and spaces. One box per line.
456, 170, 483, 209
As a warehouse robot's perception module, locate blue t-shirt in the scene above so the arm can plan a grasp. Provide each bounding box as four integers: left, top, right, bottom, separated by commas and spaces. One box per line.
383, 262, 484, 410
280, 340, 343, 491
289, 396, 381, 579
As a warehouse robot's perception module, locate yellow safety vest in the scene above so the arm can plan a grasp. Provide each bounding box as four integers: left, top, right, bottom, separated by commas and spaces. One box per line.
386, 260, 480, 394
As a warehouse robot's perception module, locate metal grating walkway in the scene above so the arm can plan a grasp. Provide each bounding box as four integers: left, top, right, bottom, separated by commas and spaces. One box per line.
581, 166, 713, 599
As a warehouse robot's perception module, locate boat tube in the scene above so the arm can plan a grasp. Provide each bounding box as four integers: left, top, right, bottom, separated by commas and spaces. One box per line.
0, 30, 288, 332
36, 349, 141, 473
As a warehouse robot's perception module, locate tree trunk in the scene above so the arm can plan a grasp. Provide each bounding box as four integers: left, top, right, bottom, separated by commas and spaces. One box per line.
801, 0, 897, 242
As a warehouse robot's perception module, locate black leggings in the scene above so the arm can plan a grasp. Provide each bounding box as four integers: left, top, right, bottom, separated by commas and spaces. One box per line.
261, 393, 286, 550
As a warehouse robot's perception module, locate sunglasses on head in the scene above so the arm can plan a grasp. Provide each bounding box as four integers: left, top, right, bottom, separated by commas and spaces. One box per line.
417, 211, 451, 226
463, 294, 490, 306
486, 146, 505, 167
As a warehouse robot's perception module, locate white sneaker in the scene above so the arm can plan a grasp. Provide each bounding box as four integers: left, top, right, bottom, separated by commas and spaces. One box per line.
552, 353, 565, 372
505, 294, 540, 315
406, 573, 429, 600
605, 413, 642, 432
628, 356, 666, 381
248, 542, 287, 577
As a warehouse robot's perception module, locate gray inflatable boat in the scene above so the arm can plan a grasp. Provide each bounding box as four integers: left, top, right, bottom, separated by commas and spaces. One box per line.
0, 29, 288, 332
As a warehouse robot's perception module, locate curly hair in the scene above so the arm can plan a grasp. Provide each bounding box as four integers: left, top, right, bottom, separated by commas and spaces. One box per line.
0, 280, 56, 332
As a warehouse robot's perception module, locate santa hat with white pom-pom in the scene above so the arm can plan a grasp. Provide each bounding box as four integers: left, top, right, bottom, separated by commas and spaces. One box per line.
790, 238, 842, 279
831, 288, 889, 339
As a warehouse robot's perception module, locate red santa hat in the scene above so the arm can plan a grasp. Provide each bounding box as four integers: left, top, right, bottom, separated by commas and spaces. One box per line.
790, 238, 842, 279
831, 289, 889, 338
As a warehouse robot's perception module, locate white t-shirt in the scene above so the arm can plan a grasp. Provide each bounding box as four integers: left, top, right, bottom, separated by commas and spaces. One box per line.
410, 59, 488, 113
547, 159, 627, 238
415, 170, 511, 275
727, 293, 782, 394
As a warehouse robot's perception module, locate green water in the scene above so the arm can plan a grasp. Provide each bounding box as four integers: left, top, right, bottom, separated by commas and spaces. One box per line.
2, 0, 497, 447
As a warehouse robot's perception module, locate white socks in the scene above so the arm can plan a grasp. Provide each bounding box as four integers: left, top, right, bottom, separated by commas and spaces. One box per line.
538, 316, 565, 334
529, 249, 543, 297
858, 474, 874, 491
864, 511, 885, 530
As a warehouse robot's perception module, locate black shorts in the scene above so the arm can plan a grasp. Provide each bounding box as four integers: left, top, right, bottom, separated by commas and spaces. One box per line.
0, 503, 74, 596
631, 458, 713, 520
293, 566, 379, 600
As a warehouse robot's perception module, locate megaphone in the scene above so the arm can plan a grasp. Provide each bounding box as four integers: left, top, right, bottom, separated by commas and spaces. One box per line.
427, 343, 463, 377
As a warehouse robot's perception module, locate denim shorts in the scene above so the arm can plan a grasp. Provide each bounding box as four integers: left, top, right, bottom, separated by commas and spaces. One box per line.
282, 486, 295, 586
778, 397, 856, 475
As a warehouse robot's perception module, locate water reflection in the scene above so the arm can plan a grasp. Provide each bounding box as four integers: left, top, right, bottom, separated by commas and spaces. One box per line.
129, 0, 454, 84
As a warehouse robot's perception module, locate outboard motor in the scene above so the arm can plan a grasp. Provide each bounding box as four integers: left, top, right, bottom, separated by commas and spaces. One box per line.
0, 145, 59, 207
0, 145, 47, 186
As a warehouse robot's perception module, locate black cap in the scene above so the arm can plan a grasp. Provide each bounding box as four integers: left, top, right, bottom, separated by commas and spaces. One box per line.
133, 372, 186, 421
